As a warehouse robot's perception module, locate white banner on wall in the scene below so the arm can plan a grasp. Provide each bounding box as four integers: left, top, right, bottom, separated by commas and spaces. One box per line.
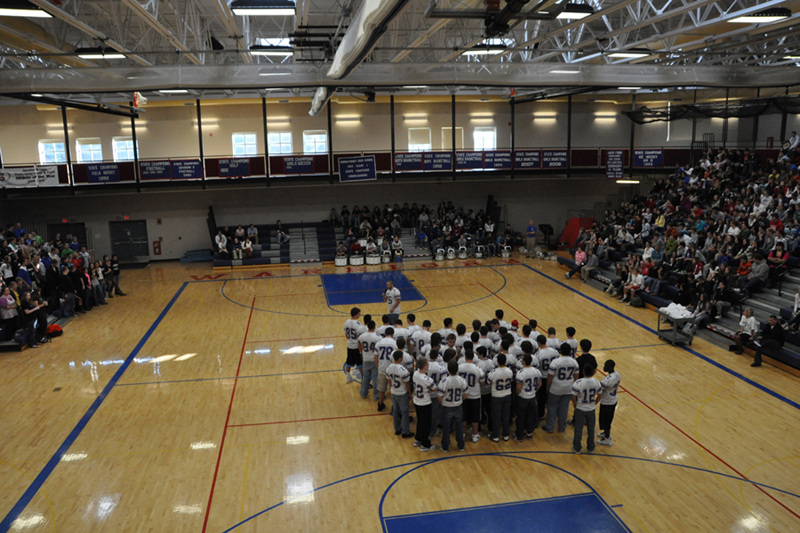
0, 166, 59, 188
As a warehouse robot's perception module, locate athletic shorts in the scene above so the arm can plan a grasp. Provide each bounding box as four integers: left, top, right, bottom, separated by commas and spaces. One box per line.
346, 347, 362, 367
463, 397, 481, 424
377, 372, 388, 393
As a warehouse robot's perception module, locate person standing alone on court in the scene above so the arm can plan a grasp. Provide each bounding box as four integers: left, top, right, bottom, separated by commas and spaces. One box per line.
384, 280, 401, 324
598, 360, 620, 446
571, 365, 602, 454
526, 220, 537, 258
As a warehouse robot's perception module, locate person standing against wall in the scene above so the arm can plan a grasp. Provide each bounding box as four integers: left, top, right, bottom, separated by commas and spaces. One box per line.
526, 220, 537, 258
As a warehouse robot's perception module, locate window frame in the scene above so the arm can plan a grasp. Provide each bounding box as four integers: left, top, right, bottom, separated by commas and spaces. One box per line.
267, 131, 293, 155
408, 127, 432, 152
232, 132, 259, 157
112, 137, 138, 162
75, 137, 103, 163
38, 139, 67, 165
473, 127, 497, 151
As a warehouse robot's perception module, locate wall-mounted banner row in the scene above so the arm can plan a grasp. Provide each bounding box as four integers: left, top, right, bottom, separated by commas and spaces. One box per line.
633, 149, 664, 168
393, 150, 570, 171
0, 166, 59, 188
140, 159, 204, 180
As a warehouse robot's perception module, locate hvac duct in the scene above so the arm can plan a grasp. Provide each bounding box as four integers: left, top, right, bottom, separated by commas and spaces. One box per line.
326, 0, 410, 80
485, 0, 532, 38
309, 86, 333, 117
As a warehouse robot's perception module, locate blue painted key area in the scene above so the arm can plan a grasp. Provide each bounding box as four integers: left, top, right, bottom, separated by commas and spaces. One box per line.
383, 493, 630, 533
321, 271, 424, 306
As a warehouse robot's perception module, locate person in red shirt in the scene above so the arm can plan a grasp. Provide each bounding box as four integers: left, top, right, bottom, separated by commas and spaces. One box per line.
769, 215, 784, 233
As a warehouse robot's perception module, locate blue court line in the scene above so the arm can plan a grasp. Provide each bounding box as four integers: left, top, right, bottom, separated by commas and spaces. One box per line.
0, 282, 189, 533
116, 368, 342, 387
520, 263, 800, 412
377, 454, 632, 533
222, 449, 800, 532
383, 493, 595, 521
611, 504, 624, 508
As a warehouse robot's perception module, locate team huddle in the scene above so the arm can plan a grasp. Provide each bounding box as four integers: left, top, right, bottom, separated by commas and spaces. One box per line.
342, 283, 622, 454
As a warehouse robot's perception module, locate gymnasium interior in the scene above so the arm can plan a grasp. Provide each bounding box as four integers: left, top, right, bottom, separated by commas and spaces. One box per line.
0, 0, 799, 531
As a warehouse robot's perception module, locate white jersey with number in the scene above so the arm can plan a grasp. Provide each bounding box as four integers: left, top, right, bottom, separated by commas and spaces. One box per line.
455, 335, 470, 353
494, 352, 521, 372
412, 372, 436, 406
358, 332, 381, 362
456, 362, 485, 399
344, 319, 363, 349
572, 377, 603, 411
487, 367, 514, 398
546, 337, 562, 350
376, 324, 390, 338
426, 361, 448, 398
536, 347, 559, 374
406, 324, 422, 347
564, 339, 579, 357
548, 356, 580, 395
477, 358, 496, 395
393, 327, 409, 346
438, 375, 468, 407
385, 288, 401, 313
437, 327, 456, 339
401, 351, 414, 372
600, 371, 621, 406
375, 337, 398, 372
516, 367, 543, 400
412, 330, 432, 355
386, 363, 410, 396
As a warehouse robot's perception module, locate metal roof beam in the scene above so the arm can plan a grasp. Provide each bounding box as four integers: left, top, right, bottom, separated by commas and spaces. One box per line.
119, 0, 203, 65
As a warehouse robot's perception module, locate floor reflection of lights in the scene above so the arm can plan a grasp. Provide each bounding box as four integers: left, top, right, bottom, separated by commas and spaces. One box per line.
83, 495, 119, 521
280, 344, 334, 355
286, 435, 310, 445
190, 442, 217, 450
173, 504, 202, 514
285, 473, 314, 504
10, 514, 45, 529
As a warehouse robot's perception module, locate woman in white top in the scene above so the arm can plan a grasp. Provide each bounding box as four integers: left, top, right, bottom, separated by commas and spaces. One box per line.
620, 268, 643, 304
733, 308, 758, 355
787, 287, 800, 332
0, 256, 13, 286
242, 238, 253, 259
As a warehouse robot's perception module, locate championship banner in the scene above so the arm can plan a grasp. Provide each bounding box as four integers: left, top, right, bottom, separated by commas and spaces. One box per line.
0, 166, 59, 188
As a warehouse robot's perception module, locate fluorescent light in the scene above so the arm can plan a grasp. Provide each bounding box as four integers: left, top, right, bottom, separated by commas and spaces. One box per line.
75, 47, 125, 60
616, 180, 639, 184
595, 113, 617, 118
463, 45, 507, 56
30, 93, 43, 97
259, 72, 292, 76
729, 8, 790, 24
0, 1, 52, 18
403, 115, 428, 120
557, 4, 594, 20
404, 86, 428, 89
618, 87, 642, 90
336, 116, 361, 123
250, 45, 293, 56
550, 69, 580, 74
609, 50, 651, 58
159, 89, 189, 94
784, 55, 800, 60
231, 0, 296, 16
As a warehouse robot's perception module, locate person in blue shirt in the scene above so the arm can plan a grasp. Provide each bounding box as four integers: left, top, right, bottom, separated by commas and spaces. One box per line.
650, 243, 664, 265
69, 236, 81, 252
13, 223, 26, 239
526, 220, 537, 258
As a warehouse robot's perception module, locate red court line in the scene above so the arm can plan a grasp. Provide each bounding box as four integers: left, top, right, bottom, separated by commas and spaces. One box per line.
480, 278, 798, 518
228, 412, 391, 428
201, 296, 256, 533
245, 335, 342, 344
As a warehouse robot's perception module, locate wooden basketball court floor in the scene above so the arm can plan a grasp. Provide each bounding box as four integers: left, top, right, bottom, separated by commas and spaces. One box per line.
1, 257, 799, 533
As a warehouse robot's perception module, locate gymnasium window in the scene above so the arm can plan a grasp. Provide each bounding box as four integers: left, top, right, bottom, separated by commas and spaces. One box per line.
112, 137, 138, 162
303, 130, 327, 154
233, 133, 258, 156
268, 132, 293, 155
441, 127, 464, 150
473, 127, 496, 151
76, 138, 103, 163
38, 140, 66, 164
408, 128, 431, 152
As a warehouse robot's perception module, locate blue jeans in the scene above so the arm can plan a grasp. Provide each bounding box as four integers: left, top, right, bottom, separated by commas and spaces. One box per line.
441, 405, 465, 451
392, 393, 410, 434
430, 398, 441, 438
545, 393, 572, 432
491, 395, 511, 439
360, 361, 378, 400
515, 396, 539, 439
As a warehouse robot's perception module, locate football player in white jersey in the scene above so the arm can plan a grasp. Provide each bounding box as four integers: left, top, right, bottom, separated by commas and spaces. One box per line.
545, 327, 562, 350
375, 327, 398, 412
411, 359, 437, 452
545, 344, 580, 433
515, 353, 542, 441
598, 359, 621, 446
564, 327, 579, 357
386, 351, 414, 438
358, 320, 381, 401
535, 335, 558, 423
508, 320, 521, 342
376, 314, 391, 338
343, 307, 363, 383
438, 360, 469, 452
487, 353, 514, 441
393, 319, 409, 348
476, 346, 496, 433
425, 348, 447, 439
457, 350, 485, 442
412, 320, 433, 357
495, 309, 512, 330
454, 323, 470, 354
437, 317, 456, 339
571, 364, 603, 454
487, 320, 501, 343
419, 332, 441, 360
395, 337, 415, 372
384, 281, 402, 323
357, 313, 372, 336
406, 314, 422, 355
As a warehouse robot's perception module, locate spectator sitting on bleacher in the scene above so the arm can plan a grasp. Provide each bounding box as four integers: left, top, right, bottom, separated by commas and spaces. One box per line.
247, 224, 259, 244
619, 267, 643, 305
215, 231, 228, 258
738, 253, 768, 295
242, 238, 253, 259
235, 225, 246, 241
336, 242, 348, 257
391, 235, 403, 258
232, 239, 243, 260
366, 239, 377, 256
565, 246, 586, 279
766, 242, 789, 288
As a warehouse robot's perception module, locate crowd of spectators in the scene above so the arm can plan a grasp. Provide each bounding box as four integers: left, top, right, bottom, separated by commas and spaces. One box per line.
0, 224, 125, 349
564, 146, 800, 342
329, 202, 526, 258
214, 222, 290, 259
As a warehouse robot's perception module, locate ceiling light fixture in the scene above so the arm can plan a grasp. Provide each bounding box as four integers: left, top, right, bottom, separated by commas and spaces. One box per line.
159, 89, 189, 94
729, 7, 791, 24
0, 1, 52, 18
618, 87, 642, 90
783, 55, 800, 60
259, 72, 292, 76
463, 44, 507, 56
231, 0, 296, 16
549, 69, 580, 74
75, 47, 125, 60
616, 179, 640, 184
608, 49, 651, 58
250, 45, 294, 56
556, 3, 594, 20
